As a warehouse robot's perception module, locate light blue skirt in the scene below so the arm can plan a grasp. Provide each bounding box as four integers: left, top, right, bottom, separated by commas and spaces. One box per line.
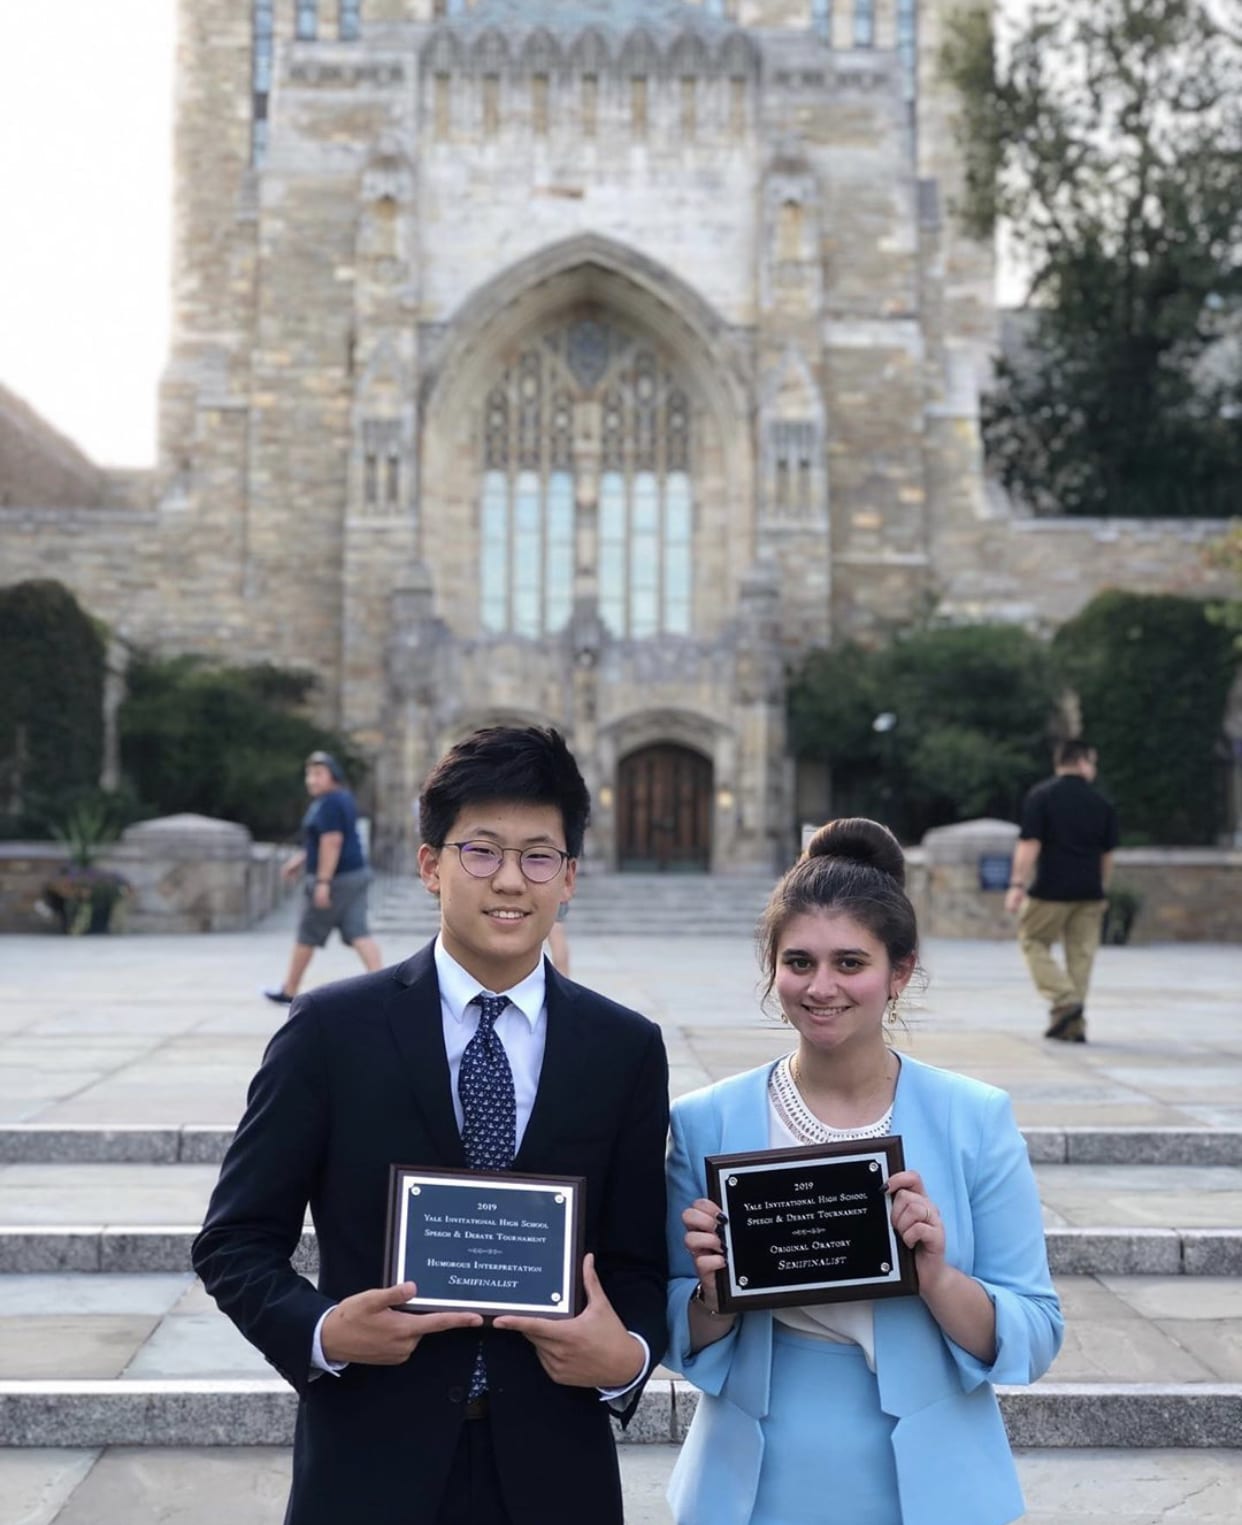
749, 1327, 902, 1525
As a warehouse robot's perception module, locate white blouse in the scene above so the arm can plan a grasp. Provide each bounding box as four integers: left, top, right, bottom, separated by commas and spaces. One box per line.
766, 1054, 896, 1373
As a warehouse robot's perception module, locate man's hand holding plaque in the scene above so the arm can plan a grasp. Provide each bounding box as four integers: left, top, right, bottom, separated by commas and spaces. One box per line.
320, 1282, 483, 1366
495, 1252, 647, 1388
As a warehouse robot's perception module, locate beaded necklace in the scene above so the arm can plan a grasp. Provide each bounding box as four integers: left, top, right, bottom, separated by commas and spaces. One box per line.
769, 1053, 894, 1144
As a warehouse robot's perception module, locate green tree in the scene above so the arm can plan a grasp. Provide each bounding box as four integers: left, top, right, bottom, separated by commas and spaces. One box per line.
0, 580, 106, 837
943, 0, 1242, 517
789, 625, 1059, 841
1205, 520, 1242, 651
1053, 590, 1238, 843
119, 656, 365, 840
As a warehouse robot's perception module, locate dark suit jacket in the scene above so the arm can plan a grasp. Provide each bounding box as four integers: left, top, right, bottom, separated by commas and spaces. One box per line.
192, 943, 670, 1525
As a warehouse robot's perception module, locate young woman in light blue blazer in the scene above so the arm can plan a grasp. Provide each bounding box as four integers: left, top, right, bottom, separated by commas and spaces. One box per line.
666, 819, 1062, 1525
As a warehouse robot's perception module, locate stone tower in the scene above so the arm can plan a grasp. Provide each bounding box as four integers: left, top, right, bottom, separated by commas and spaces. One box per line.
9, 0, 1005, 872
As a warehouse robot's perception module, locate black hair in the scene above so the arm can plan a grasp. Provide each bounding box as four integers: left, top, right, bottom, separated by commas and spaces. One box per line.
1054, 737, 1095, 768
758, 818, 918, 998
305, 750, 345, 782
418, 726, 591, 858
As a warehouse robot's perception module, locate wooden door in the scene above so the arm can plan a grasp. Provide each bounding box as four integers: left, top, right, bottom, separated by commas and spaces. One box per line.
616, 745, 712, 871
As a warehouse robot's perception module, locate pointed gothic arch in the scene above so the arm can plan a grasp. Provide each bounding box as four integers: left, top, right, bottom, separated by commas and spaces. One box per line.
422, 233, 751, 429
420, 239, 755, 647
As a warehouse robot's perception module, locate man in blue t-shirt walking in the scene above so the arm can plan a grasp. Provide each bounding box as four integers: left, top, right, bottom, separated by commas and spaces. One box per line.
263, 752, 383, 1005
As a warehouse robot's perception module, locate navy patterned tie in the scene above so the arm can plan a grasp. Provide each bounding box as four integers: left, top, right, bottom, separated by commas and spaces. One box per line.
460, 995, 516, 1171
460, 994, 516, 1398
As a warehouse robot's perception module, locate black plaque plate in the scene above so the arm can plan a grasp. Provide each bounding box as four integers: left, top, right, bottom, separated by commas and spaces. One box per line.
706, 1137, 918, 1313
384, 1165, 585, 1320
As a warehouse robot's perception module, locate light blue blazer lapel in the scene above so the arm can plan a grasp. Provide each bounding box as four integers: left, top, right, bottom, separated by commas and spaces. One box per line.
714, 1063, 777, 1422
874, 1056, 965, 1418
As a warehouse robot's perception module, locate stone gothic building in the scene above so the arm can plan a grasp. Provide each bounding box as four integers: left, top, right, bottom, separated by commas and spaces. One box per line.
1, 0, 1231, 870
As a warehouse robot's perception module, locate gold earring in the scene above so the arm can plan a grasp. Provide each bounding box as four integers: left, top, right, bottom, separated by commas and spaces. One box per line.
885, 994, 900, 1026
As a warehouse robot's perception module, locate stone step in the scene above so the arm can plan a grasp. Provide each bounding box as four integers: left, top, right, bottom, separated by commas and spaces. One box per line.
5, 1160, 1241, 1233
3, 1445, 1239, 1525
5, 1123, 1241, 1167
0, 1377, 1238, 1449
369, 873, 775, 936
3, 1272, 1238, 1380
3, 1224, 1241, 1276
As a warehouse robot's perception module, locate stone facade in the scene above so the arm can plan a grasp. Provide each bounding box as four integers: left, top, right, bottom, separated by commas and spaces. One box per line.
0, 0, 1236, 871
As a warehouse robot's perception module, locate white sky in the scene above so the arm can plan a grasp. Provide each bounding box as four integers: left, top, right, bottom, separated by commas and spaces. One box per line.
0, 1, 174, 467
0, 2, 1023, 471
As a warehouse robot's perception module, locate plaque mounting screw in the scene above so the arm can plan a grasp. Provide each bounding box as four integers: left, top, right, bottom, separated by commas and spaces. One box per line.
881, 1262, 890, 1273
738, 1276, 749, 1287
555, 1194, 564, 1204
551, 1292, 561, 1302
410, 1185, 421, 1195
728, 1177, 738, 1187
869, 1162, 879, 1172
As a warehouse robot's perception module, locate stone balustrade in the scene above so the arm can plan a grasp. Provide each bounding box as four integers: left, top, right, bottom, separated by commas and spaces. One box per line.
905, 818, 1242, 943
0, 815, 294, 935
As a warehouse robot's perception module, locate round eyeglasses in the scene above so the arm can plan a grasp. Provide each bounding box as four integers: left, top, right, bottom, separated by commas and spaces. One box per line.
444, 841, 570, 883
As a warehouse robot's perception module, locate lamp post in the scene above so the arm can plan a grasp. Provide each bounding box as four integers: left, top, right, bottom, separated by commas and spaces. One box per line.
872, 712, 899, 835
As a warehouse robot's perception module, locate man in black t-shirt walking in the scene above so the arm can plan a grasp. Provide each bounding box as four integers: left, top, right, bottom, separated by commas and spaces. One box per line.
1005, 739, 1119, 1043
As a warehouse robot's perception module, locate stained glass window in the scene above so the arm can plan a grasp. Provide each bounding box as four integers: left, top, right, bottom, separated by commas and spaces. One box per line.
296, 1, 317, 41
479, 316, 696, 640
532, 74, 550, 134
631, 76, 648, 136
252, 0, 274, 165
339, 0, 360, 41
897, 0, 918, 100
771, 421, 818, 520
812, 0, 831, 42
854, 0, 875, 48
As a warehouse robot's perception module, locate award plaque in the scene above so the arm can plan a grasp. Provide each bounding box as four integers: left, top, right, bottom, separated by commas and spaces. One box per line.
384, 1165, 585, 1320
705, 1137, 918, 1314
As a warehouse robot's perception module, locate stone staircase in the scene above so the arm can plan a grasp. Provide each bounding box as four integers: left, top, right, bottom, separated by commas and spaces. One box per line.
3, 930, 1240, 1520
369, 871, 776, 940
2, 1125, 1240, 1454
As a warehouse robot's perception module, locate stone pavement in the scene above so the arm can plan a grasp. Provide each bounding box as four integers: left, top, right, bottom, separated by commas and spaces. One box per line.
1, 898, 1240, 1520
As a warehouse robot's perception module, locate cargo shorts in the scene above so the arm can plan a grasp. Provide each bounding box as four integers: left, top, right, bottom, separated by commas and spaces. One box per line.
296, 867, 373, 947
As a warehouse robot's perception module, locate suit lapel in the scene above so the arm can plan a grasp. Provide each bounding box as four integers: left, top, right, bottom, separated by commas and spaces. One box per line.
385, 942, 466, 1169
718, 1065, 777, 1421
721, 1062, 777, 1156
513, 960, 585, 1169
875, 1055, 960, 1417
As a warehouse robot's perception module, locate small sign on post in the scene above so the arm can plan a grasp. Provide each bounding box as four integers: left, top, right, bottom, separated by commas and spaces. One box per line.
978, 854, 1013, 892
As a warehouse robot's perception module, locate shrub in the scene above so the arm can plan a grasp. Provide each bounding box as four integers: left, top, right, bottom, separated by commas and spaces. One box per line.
119, 656, 366, 840
0, 580, 106, 838
1053, 591, 1238, 844
789, 624, 1059, 842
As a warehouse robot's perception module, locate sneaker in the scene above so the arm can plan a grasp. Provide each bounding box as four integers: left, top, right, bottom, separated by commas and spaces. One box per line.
262, 987, 295, 1005
1044, 1004, 1086, 1042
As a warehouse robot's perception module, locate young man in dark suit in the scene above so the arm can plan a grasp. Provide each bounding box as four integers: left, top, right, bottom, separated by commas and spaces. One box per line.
193, 727, 670, 1525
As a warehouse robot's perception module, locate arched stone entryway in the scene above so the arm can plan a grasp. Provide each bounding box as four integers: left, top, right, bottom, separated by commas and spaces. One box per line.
616, 743, 713, 872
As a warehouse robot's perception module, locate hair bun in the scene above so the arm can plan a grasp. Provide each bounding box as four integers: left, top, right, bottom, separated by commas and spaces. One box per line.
803, 818, 905, 887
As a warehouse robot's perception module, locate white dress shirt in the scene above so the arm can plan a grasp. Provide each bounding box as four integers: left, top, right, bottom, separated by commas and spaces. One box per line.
435, 937, 548, 1146
311, 937, 649, 1398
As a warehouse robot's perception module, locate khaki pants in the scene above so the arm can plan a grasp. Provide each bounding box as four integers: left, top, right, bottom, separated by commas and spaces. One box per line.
1017, 897, 1107, 1014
